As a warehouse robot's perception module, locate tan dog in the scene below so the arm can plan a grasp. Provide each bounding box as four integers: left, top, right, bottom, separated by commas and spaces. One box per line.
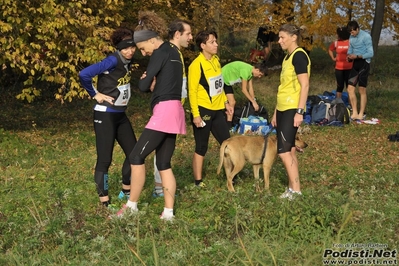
217, 134, 308, 192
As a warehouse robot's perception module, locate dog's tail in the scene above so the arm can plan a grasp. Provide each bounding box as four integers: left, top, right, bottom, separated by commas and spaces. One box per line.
217, 139, 229, 175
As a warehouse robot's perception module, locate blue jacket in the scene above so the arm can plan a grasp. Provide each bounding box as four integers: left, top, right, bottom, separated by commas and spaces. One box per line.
348, 29, 374, 63
79, 51, 133, 112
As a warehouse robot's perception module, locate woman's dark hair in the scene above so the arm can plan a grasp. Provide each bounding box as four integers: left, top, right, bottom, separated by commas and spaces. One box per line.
195, 30, 218, 51
337, 26, 350, 41
134, 10, 168, 38
110, 28, 134, 46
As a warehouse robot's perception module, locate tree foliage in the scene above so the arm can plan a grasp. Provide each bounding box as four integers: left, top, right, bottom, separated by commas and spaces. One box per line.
1, 0, 123, 103
1, 0, 397, 103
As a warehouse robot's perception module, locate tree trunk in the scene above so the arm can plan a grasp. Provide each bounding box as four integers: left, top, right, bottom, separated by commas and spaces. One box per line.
347, 1, 354, 21
370, 0, 385, 74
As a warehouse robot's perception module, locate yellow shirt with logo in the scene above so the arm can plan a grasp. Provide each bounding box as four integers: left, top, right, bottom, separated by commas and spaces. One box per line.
188, 53, 227, 118
277, 48, 310, 111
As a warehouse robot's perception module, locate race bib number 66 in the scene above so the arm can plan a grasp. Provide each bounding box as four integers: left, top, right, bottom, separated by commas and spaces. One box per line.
209, 74, 224, 97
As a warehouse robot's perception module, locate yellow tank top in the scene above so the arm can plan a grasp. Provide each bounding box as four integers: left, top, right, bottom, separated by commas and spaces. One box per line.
277, 48, 310, 111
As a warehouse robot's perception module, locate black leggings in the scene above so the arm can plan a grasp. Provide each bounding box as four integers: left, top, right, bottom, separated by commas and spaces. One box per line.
348, 59, 370, 87
276, 109, 298, 154
93, 111, 137, 197
224, 84, 234, 95
191, 106, 230, 156
129, 128, 177, 171
335, 69, 351, 93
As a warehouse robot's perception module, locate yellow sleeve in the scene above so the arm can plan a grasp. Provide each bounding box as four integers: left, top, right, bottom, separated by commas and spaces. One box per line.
188, 57, 201, 118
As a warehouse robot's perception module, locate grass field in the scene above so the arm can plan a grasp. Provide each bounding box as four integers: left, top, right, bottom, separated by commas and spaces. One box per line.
1, 46, 398, 265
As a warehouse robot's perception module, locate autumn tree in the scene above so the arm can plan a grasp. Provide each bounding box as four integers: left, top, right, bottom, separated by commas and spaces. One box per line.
1, 0, 397, 102
0, 0, 124, 103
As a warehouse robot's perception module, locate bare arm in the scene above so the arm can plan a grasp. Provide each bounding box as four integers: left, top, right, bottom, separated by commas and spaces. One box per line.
241, 79, 259, 111
328, 50, 336, 61
294, 73, 310, 127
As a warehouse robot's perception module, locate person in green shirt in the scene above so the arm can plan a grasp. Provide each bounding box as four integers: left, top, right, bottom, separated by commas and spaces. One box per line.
222, 61, 268, 129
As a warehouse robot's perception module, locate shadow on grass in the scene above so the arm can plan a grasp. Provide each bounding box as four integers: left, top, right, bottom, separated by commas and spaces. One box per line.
0, 86, 152, 132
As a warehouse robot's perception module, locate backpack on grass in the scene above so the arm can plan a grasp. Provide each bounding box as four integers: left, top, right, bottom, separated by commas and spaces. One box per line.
232, 101, 269, 130
311, 101, 330, 124
328, 98, 350, 124
240, 101, 269, 121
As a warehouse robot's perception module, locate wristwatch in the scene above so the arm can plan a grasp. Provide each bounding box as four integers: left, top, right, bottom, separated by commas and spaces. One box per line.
296, 108, 304, 115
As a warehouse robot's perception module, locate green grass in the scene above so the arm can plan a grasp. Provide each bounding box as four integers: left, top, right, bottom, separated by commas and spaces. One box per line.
1, 46, 399, 265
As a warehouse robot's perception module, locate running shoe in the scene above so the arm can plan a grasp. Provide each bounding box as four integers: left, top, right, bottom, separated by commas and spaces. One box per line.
280, 188, 302, 201
160, 212, 174, 221
114, 204, 138, 217
195, 181, 206, 188
118, 191, 130, 200
152, 188, 164, 198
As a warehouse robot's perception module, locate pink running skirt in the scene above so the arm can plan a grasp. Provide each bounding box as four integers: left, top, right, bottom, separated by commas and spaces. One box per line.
145, 100, 186, 134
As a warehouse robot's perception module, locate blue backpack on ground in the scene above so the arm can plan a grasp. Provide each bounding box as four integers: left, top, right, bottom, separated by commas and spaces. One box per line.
311, 101, 330, 124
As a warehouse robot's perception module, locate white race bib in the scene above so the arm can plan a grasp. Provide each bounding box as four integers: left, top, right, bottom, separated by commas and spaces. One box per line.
208, 74, 224, 97
114, 83, 131, 106
181, 77, 187, 99
94, 104, 107, 112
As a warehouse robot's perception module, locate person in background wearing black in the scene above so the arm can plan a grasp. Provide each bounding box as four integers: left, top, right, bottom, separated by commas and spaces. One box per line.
257, 26, 277, 61
79, 28, 137, 208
